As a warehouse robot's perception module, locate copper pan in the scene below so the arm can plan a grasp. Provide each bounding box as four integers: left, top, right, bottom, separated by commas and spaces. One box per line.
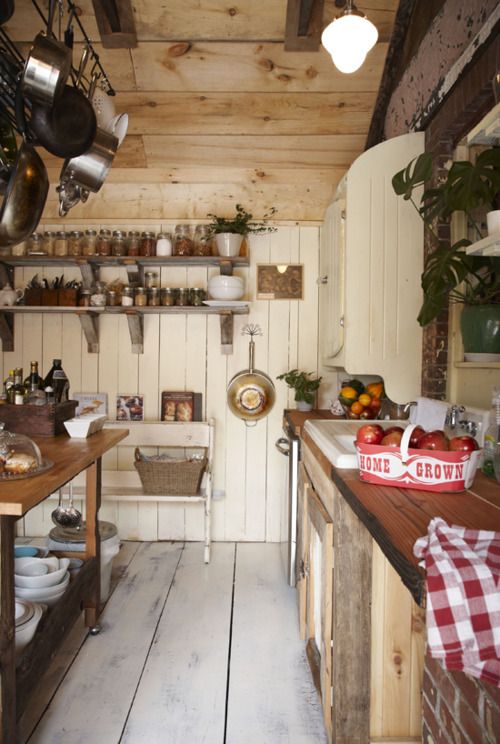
227, 327, 275, 427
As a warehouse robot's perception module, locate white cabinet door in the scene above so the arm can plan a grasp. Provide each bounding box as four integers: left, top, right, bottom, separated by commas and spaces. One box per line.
321, 132, 425, 404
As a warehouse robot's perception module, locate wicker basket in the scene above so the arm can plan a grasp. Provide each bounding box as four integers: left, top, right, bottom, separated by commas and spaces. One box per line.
134, 448, 207, 495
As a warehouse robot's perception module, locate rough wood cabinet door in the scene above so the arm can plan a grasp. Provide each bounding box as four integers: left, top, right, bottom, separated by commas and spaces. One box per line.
296, 462, 310, 641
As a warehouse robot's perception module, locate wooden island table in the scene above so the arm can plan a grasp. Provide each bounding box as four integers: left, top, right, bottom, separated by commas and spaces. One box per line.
0, 428, 128, 744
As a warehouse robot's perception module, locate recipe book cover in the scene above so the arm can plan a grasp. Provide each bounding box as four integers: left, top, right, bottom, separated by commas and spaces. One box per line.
161, 392, 202, 422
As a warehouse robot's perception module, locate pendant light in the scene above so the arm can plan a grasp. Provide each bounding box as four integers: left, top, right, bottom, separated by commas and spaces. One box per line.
321, 0, 378, 74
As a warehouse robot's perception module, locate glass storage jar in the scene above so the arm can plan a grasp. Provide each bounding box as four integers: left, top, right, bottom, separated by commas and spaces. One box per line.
173, 225, 193, 256
54, 230, 68, 256
193, 225, 212, 256
190, 287, 206, 306
176, 287, 190, 306
97, 229, 112, 256
78, 288, 92, 307
27, 233, 44, 255
134, 287, 147, 306
144, 271, 158, 289
68, 230, 83, 256
148, 287, 160, 306
112, 230, 127, 257
90, 282, 107, 307
121, 286, 134, 306
11, 240, 27, 257
82, 229, 98, 256
127, 230, 141, 256
42, 231, 56, 256
161, 287, 176, 306
156, 232, 172, 256
140, 232, 156, 257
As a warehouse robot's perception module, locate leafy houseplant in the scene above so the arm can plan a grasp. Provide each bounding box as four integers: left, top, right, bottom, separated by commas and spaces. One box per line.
206, 204, 277, 257
277, 369, 322, 410
392, 148, 500, 352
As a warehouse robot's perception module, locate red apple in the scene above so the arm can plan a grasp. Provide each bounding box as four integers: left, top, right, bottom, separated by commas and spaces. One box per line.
383, 426, 404, 436
381, 430, 403, 448
409, 426, 426, 448
417, 430, 449, 451
360, 408, 377, 420
368, 398, 382, 414
356, 424, 384, 445
449, 435, 479, 452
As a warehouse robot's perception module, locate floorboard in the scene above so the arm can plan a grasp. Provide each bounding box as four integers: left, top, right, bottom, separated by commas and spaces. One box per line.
225, 543, 327, 744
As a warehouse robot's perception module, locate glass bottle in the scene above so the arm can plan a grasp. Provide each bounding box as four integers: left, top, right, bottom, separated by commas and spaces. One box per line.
156, 232, 172, 257
4, 369, 14, 402
144, 271, 158, 289
134, 287, 147, 306
106, 289, 118, 306
127, 231, 141, 257
12, 368, 26, 405
54, 230, 68, 257
173, 225, 193, 256
43, 359, 69, 404
23, 361, 43, 390
42, 231, 56, 256
68, 230, 83, 256
140, 232, 156, 257
193, 225, 212, 256
121, 286, 134, 307
82, 229, 98, 256
97, 229, 112, 256
27, 233, 44, 255
112, 230, 127, 257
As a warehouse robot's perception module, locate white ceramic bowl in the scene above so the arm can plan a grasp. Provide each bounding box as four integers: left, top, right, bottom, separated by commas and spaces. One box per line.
15, 602, 43, 652
15, 557, 70, 589
208, 275, 244, 301
17, 562, 48, 578
15, 598, 35, 626
15, 571, 70, 606
15, 556, 59, 572
64, 414, 106, 438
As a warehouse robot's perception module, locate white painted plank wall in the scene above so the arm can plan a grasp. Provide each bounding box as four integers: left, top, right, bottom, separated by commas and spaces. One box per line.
5, 226, 320, 542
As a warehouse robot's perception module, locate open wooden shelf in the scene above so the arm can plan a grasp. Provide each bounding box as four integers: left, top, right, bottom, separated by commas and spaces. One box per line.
465, 233, 500, 256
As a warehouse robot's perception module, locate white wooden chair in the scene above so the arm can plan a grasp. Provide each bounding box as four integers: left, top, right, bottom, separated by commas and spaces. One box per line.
104, 419, 215, 563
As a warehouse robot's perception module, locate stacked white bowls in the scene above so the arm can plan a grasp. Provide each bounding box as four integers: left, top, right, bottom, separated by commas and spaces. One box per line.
15, 556, 71, 608
207, 274, 244, 301
15, 598, 44, 653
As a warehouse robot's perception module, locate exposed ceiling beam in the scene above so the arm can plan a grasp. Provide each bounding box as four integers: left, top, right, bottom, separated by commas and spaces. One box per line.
91, 0, 137, 49
285, 0, 325, 52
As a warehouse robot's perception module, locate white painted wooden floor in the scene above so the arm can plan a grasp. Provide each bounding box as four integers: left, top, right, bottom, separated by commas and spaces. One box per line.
20, 542, 327, 744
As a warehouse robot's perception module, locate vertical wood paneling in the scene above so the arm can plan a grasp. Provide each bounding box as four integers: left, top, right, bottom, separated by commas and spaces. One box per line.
6, 226, 321, 543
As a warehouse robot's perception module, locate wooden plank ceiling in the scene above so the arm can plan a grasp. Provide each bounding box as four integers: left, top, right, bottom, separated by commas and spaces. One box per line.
6, 1, 399, 222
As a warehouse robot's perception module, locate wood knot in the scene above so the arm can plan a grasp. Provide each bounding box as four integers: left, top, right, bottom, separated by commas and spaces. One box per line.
255, 170, 266, 178
228, 7, 237, 16
306, 66, 318, 79
168, 42, 191, 57
258, 58, 274, 71
337, 101, 345, 108
148, 100, 157, 108
199, 95, 207, 101
263, 116, 271, 122
278, 74, 292, 82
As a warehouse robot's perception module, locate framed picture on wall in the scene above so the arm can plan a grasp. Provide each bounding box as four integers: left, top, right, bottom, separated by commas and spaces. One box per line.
161, 392, 203, 422
256, 264, 304, 300
74, 393, 108, 416
116, 394, 144, 421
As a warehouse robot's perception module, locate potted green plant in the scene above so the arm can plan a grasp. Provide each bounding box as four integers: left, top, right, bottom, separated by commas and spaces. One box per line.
277, 369, 322, 411
206, 204, 277, 257
392, 147, 500, 356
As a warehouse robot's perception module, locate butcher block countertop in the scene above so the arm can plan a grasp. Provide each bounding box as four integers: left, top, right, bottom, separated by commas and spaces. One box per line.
300, 424, 500, 607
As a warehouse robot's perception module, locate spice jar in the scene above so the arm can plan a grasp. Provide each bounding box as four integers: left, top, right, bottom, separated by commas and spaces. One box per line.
127, 230, 141, 256
121, 286, 134, 307
173, 225, 193, 256
79, 288, 92, 307
148, 287, 160, 306
144, 271, 158, 289
82, 229, 98, 256
112, 230, 127, 257
11, 240, 27, 257
27, 233, 44, 255
134, 287, 147, 306
42, 230, 55, 256
68, 230, 83, 256
140, 231, 156, 257
190, 287, 206, 306
54, 230, 68, 256
193, 225, 212, 256
176, 287, 190, 306
97, 229, 112, 256
156, 232, 172, 257
90, 282, 107, 307
161, 287, 176, 306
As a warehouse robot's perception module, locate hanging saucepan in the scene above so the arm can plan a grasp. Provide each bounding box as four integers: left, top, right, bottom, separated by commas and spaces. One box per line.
60, 127, 118, 193
227, 327, 276, 426
0, 139, 49, 247
21, 0, 71, 105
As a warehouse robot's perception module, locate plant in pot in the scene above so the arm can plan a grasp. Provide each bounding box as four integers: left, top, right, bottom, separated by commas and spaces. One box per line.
277, 369, 322, 411
206, 204, 277, 257
392, 146, 500, 358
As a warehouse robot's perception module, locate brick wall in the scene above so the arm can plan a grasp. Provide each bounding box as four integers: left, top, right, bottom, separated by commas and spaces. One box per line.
423, 655, 500, 743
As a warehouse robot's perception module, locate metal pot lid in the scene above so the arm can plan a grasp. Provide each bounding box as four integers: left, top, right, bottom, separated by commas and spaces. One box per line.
49, 520, 117, 543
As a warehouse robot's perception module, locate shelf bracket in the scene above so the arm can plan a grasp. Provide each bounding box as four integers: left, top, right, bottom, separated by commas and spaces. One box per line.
78, 262, 98, 289
0, 312, 14, 352
219, 311, 234, 354
219, 260, 234, 277
125, 311, 143, 354
0, 262, 13, 288
77, 312, 100, 353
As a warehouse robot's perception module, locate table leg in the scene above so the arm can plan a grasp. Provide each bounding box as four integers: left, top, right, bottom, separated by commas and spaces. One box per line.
83, 458, 101, 629
0, 516, 17, 743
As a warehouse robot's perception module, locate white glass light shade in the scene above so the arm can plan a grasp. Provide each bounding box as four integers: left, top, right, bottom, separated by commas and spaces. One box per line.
321, 13, 378, 74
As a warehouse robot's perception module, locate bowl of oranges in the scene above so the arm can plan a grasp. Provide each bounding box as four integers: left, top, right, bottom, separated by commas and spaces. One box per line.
337, 379, 385, 420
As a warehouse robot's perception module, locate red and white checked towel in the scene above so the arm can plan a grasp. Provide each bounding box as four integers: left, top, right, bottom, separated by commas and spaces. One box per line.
414, 517, 500, 686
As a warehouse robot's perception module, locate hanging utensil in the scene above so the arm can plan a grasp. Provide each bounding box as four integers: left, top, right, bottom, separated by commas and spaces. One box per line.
60, 126, 118, 193
226, 325, 276, 427
51, 482, 82, 528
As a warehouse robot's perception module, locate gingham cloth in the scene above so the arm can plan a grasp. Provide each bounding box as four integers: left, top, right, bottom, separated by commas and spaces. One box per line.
414, 517, 500, 686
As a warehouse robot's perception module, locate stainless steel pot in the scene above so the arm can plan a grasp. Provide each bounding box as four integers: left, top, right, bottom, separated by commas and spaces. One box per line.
61, 127, 118, 193
0, 140, 49, 248
227, 332, 275, 426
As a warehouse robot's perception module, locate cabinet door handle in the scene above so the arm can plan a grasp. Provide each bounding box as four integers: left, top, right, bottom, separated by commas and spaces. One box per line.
340, 315, 344, 327
317, 275, 328, 285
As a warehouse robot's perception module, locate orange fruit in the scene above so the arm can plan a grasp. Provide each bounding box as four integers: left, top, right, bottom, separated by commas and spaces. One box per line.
358, 393, 372, 407
351, 401, 364, 415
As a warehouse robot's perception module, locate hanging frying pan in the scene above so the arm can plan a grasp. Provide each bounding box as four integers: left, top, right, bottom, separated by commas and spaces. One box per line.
226, 325, 276, 427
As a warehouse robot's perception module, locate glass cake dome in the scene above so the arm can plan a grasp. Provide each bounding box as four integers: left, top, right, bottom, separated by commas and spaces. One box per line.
0, 423, 50, 478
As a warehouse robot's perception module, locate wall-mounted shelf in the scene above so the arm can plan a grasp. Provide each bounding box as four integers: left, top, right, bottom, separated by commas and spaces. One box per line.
454, 361, 500, 369
0, 305, 249, 355
465, 233, 500, 256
